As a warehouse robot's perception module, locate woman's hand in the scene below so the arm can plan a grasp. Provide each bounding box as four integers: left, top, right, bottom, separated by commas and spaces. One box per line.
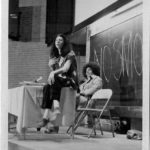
48, 71, 55, 85
80, 92, 86, 97
48, 57, 58, 68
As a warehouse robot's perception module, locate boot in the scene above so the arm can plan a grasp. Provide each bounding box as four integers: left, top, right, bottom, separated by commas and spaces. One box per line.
37, 118, 49, 130
45, 126, 59, 134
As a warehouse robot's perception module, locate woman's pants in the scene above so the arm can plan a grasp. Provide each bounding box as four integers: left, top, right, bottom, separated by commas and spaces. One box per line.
41, 75, 70, 109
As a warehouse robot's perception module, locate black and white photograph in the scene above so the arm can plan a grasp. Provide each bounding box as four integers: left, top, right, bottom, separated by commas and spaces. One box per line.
0, 0, 150, 150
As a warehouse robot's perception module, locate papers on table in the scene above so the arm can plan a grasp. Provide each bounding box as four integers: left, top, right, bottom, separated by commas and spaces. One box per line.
19, 81, 45, 86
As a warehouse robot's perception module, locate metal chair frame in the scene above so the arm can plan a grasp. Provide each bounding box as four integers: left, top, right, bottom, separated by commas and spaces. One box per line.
67, 89, 115, 138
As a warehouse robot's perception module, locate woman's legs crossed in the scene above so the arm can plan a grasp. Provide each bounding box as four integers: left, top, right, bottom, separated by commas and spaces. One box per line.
38, 75, 69, 130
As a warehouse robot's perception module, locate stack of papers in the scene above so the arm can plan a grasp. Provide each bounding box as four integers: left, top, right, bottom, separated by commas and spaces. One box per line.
19, 81, 45, 86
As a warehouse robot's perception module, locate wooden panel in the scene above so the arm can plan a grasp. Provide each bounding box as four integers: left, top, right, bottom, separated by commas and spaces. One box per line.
19, 7, 33, 41
46, 0, 74, 45
109, 106, 142, 118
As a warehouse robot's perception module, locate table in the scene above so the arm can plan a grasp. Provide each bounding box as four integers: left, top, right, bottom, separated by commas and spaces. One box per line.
8, 85, 76, 134
8, 85, 43, 133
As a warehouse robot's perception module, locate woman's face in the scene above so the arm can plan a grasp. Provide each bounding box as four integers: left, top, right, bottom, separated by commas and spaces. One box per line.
55, 36, 64, 50
86, 67, 93, 78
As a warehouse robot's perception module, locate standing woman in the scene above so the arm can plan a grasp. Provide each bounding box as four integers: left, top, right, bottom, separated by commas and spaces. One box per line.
38, 34, 78, 130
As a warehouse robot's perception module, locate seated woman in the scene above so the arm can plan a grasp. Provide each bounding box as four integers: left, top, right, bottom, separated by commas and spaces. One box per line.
76, 62, 102, 125
37, 34, 78, 133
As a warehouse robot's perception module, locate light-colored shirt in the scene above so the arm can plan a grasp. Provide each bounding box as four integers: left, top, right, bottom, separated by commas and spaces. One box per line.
80, 75, 102, 96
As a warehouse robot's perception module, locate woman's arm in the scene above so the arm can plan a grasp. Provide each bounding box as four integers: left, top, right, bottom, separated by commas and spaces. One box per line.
53, 59, 71, 75
48, 57, 59, 67
81, 77, 102, 96
48, 59, 71, 84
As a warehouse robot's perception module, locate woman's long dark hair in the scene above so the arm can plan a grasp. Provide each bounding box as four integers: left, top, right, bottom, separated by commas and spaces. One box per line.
49, 34, 72, 58
82, 62, 100, 78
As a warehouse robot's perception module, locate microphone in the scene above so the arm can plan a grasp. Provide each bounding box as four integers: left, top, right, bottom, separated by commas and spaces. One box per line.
35, 76, 43, 83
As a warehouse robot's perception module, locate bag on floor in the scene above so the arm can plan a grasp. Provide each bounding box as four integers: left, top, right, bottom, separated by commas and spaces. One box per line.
126, 129, 142, 140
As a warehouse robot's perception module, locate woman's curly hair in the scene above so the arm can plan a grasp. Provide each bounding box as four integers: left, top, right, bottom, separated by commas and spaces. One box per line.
82, 62, 100, 78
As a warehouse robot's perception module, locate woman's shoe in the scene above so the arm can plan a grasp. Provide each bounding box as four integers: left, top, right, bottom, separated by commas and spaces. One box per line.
37, 127, 41, 131
37, 118, 49, 129
44, 126, 59, 134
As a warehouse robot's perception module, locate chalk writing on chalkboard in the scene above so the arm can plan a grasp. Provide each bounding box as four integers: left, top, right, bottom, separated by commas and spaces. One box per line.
93, 32, 142, 82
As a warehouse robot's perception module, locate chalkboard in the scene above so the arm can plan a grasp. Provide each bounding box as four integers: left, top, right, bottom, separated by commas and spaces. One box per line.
90, 15, 142, 106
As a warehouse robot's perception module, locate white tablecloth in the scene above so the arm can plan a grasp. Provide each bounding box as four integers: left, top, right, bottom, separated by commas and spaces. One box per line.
8, 85, 76, 133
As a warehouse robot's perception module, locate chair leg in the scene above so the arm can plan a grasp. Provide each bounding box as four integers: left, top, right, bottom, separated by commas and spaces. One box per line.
73, 111, 87, 132
93, 126, 96, 136
71, 124, 75, 139
108, 110, 115, 137
66, 125, 72, 134
88, 114, 96, 138
97, 118, 103, 135
88, 124, 97, 138
68, 114, 88, 139
92, 115, 97, 136
66, 110, 84, 134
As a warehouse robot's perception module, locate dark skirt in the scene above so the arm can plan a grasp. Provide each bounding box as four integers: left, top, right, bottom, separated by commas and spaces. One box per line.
41, 75, 73, 109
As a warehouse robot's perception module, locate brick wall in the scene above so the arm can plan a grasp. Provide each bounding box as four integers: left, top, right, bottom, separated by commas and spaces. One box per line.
8, 40, 50, 88
8, 40, 86, 88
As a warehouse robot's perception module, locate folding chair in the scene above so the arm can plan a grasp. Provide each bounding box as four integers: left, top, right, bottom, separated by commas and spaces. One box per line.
66, 96, 91, 134
70, 89, 115, 138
